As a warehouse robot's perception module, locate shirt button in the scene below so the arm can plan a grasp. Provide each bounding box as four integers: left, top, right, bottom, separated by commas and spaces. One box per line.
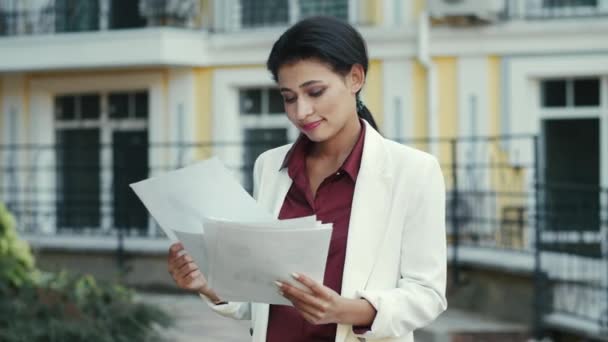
336, 172, 341, 176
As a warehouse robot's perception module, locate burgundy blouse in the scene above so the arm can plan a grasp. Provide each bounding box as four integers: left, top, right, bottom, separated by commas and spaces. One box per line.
266, 123, 366, 341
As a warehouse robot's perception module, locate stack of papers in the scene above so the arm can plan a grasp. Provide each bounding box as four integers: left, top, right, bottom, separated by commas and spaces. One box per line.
130, 157, 332, 305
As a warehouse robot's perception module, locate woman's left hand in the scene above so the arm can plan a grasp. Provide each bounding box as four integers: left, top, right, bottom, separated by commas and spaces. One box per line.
276, 273, 346, 325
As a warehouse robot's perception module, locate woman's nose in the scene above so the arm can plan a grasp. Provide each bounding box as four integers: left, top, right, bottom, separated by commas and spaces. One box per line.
295, 99, 313, 120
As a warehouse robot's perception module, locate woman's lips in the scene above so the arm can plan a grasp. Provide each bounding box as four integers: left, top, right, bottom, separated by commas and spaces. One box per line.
301, 120, 322, 132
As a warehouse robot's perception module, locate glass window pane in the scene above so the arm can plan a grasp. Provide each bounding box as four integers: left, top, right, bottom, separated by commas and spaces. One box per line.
80, 94, 101, 119
109, 92, 129, 118
542, 80, 567, 108
134, 91, 149, 118
243, 128, 288, 192
240, 89, 262, 115
300, 0, 348, 20
56, 129, 101, 228
573, 78, 600, 107
542, 0, 597, 8
55, 95, 76, 120
55, 0, 100, 33
110, 0, 146, 29
241, 0, 288, 28
268, 88, 285, 114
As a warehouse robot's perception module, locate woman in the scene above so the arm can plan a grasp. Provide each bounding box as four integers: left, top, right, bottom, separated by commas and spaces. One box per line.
167, 16, 447, 342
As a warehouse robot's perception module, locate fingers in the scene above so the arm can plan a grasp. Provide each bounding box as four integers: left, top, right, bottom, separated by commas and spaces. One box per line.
278, 281, 326, 313
170, 253, 192, 271
177, 261, 199, 279
292, 273, 328, 299
168, 242, 184, 258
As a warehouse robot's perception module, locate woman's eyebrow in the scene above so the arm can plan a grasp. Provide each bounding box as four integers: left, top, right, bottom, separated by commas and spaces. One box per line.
280, 80, 323, 92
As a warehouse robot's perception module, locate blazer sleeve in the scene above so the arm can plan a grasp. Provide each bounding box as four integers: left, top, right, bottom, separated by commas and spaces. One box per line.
354, 156, 448, 339
198, 153, 267, 320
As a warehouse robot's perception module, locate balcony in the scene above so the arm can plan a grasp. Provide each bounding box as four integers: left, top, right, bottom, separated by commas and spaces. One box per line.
0, 0, 203, 36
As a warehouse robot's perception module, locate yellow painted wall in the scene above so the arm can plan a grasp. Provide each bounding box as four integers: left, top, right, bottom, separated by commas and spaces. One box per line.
194, 67, 213, 159
413, 0, 426, 20
486, 56, 527, 248
488, 56, 501, 137
412, 60, 428, 150
434, 57, 458, 188
364, 59, 384, 129
361, 0, 383, 25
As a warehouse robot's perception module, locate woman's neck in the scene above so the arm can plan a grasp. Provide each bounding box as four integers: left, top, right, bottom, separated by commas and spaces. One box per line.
312, 116, 361, 163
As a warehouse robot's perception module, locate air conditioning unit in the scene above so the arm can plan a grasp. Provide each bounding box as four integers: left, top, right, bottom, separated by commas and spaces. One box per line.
429, 0, 506, 23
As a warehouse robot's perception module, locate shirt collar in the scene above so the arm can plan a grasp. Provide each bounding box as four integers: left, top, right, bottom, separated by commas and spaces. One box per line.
280, 120, 366, 181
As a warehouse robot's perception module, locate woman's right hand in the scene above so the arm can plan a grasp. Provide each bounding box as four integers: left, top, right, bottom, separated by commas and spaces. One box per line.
167, 242, 209, 293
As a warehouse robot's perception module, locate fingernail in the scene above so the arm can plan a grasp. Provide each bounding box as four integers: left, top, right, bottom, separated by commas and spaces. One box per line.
291, 272, 300, 279
274, 281, 283, 288
278, 290, 284, 296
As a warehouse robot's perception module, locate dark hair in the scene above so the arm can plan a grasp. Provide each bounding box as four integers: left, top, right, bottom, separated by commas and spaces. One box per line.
266, 16, 379, 131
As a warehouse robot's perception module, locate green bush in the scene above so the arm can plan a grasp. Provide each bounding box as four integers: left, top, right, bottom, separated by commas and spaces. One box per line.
0, 203, 38, 288
0, 272, 173, 342
0, 204, 174, 342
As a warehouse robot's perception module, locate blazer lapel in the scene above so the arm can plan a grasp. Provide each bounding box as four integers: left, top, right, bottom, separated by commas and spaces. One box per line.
336, 123, 393, 342
340, 122, 393, 298
252, 155, 293, 342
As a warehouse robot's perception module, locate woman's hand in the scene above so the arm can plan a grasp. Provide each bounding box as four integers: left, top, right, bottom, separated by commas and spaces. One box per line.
167, 243, 224, 304
276, 273, 347, 325
277, 273, 377, 326
167, 242, 209, 293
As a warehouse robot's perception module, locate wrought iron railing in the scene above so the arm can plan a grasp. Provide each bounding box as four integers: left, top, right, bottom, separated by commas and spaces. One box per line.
1, 135, 606, 337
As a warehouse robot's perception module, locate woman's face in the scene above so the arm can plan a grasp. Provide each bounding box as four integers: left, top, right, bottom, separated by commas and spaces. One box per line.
277, 59, 362, 142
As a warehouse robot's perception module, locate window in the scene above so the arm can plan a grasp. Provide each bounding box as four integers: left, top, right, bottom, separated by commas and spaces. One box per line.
56, 93, 101, 120
240, 0, 349, 28
542, 0, 597, 8
300, 0, 348, 20
109, 0, 146, 29
239, 88, 284, 115
55, 0, 99, 33
55, 91, 149, 233
541, 78, 600, 108
240, 0, 288, 28
109, 91, 148, 119
238, 87, 296, 191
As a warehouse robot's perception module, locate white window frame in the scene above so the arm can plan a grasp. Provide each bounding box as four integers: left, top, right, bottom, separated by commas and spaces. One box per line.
536, 75, 608, 253
28, 72, 165, 240
54, 91, 149, 236
212, 68, 298, 185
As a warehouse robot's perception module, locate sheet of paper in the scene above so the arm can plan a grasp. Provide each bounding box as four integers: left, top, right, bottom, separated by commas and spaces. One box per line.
130, 157, 274, 240
173, 230, 209, 276
207, 224, 333, 306
201, 216, 320, 285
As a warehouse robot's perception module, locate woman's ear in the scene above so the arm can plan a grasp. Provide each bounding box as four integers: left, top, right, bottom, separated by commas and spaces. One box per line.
348, 64, 365, 94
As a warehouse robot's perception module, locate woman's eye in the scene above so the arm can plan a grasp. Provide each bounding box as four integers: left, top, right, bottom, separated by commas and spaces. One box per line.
283, 96, 296, 104
309, 89, 325, 97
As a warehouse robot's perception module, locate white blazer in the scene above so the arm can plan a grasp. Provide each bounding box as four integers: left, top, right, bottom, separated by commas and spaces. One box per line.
205, 120, 447, 341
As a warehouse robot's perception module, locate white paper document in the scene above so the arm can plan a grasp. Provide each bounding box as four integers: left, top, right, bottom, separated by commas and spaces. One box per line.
130, 157, 274, 238
204, 220, 332, 305
130, 157, 333, 306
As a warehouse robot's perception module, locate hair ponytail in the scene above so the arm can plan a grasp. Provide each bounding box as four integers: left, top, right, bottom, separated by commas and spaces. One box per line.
357, 105, 378, 131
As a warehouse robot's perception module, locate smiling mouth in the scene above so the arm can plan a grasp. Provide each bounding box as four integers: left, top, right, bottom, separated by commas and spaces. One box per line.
301, 120, 322, 132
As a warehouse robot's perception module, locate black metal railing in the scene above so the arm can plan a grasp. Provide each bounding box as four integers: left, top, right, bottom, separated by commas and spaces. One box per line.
0, 135, 606, 337
0, 0, 202, 36
0, 0, 376, 37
